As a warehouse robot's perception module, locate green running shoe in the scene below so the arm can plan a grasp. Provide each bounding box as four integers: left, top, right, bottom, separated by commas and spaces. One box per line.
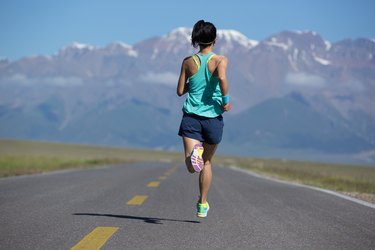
197, 202, 210, 218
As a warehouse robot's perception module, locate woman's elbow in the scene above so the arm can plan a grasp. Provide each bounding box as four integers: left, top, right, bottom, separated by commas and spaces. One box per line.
218, 77, 228, 87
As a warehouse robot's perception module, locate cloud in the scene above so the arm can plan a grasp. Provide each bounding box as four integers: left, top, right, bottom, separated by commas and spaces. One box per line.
1, 74, 83, 86
284, 72, 326, 88
138, 71, 178, 87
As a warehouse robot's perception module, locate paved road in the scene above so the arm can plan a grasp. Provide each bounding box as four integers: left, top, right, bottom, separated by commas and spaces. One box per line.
0, 162, 374, 249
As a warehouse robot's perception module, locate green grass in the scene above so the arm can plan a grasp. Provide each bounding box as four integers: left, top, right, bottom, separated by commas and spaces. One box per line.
1, 139, 375, 198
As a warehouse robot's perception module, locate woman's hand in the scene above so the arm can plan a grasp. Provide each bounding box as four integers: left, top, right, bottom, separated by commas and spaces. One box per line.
222, 103, 231, 112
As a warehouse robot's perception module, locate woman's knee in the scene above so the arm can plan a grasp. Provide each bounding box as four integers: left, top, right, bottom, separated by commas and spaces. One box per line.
204, 159, 211, 165
203, 160, 212, 170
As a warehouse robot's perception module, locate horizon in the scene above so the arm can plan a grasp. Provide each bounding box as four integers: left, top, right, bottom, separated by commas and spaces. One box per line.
1, 0, 375, 60
2, 27, 374, 62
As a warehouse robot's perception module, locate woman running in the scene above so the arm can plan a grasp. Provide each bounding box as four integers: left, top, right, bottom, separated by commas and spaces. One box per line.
177, 20, 231, 218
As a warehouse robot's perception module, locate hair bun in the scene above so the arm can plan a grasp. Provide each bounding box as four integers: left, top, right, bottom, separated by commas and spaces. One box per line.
191, 20, 217, 48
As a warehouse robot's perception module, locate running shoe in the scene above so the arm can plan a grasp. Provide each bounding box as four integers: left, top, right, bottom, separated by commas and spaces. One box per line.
197, 202, 210, 218
191, 144, 204, 172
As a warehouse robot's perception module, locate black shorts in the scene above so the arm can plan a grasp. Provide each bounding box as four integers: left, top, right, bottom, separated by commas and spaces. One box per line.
178, 113, 224, 145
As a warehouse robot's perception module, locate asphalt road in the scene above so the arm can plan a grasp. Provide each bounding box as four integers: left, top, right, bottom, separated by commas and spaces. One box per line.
0, 162, 374, 249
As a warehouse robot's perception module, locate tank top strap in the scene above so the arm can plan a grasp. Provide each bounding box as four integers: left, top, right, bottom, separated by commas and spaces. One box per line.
207, 53, 215, 63
194, 52, 215, 70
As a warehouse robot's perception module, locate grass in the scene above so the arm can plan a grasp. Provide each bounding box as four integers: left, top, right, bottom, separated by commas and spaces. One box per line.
0, 139, 181, 177
218, 157, 375, 195
1, 139, 375, 202
0, 155, 125, 177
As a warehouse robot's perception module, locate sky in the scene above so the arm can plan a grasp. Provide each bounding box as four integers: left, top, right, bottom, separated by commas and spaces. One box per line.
1, 0, 374, 60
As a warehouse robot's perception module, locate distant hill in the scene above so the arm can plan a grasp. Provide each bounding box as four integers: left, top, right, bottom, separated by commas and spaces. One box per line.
1, 28, 374, 165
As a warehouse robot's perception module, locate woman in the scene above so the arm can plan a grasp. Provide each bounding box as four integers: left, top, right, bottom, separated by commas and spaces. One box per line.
177, 20, 231, 218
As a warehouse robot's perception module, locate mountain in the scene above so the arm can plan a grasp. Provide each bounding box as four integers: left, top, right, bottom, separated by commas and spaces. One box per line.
1, 28, 375, 164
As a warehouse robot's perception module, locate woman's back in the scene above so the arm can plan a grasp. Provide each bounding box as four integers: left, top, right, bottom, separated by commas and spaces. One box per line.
182, 52, 224, 117
184, 53, 224, 79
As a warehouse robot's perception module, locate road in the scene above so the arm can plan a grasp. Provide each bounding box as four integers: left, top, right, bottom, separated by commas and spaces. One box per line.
0, 162, 374, 249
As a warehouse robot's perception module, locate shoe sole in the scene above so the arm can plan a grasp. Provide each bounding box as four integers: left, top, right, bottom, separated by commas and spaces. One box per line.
197, 213, 207, 218
191, 144, 204, 172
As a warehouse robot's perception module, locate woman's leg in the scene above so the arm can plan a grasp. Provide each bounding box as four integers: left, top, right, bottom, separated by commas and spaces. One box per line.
199, 142, 218, 204
182, 136, 202, 173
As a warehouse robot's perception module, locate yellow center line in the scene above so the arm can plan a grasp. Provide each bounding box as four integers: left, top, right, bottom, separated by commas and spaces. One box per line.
158, 176, 167, 180
127, 195, 148, 205
164, 168, 176, 176
70, 227, 119, 250
147, 181, 160, 187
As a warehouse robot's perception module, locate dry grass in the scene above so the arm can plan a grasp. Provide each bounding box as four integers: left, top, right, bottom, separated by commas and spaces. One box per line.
0, 139, 181, 177
218, 156, 375, 195
1, 139, 374, 203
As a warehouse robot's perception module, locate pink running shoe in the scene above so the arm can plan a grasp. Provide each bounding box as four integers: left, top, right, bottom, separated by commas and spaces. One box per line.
191, 144, 204, 172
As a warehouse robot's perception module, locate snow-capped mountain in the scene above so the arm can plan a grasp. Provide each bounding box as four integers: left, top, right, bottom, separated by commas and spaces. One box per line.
1, 27, 375, 164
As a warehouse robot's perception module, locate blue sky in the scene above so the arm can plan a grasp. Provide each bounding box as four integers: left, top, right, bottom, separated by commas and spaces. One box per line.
1, 0, 374, 60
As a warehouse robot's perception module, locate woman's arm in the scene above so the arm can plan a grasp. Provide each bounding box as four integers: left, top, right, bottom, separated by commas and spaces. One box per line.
177, 59, 189, 96
217, 56, 228, 95
217, 56, 231, 111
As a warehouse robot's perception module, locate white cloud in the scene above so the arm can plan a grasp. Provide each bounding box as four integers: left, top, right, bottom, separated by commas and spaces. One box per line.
42, 76, 83, 86
1, 74, 83, 86
285, 72, 326, 88
139, 71, 178, 86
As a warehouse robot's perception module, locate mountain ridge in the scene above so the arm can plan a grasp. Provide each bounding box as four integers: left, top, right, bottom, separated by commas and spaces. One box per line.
1, 27, 374, 165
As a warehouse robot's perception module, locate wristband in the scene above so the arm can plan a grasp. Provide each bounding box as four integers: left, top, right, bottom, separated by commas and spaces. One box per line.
222, 95, 229, 105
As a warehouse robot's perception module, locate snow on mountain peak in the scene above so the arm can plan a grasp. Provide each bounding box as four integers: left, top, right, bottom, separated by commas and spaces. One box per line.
105, 42, 138, 57
217, 29, 258, 48
293, 30, 318, 36
108, 41, 132, 49
57, 42, 95, 58
314, 56, 331, 65
164, 27, 191, 43
164, 27, 258, 49
324, 40, 332, 51
266, 37, 291, 51
265, 30, 330, 52
67, 42, 94, 50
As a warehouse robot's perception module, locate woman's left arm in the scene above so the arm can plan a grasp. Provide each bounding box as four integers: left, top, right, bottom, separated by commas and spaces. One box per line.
177, 59, 189, 96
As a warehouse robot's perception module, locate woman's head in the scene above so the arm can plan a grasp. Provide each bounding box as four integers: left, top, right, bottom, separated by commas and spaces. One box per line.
191, 20, 217, 48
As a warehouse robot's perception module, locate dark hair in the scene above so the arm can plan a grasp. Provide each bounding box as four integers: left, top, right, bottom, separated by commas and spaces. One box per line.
191, 20, 217, 48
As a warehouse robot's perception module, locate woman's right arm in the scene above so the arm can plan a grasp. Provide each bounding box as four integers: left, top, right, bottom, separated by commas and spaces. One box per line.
217, 56, 231, 112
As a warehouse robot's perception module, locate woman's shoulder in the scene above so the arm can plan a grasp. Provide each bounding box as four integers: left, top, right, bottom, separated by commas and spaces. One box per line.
182, 55, 197, 68
182, 55, 195, 64
183, 55, 193, 61
212, 54, 228, 65
213, 54, 227, 60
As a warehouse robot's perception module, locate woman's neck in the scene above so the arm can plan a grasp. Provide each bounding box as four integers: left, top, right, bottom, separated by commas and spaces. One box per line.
199, 45, 213, 55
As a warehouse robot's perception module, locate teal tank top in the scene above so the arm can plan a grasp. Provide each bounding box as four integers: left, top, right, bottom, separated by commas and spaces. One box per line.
182, 52, 224, 118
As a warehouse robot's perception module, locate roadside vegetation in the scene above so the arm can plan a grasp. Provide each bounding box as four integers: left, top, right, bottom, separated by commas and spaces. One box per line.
217, 156, 375, 203
219, 157, 375, 194
1, 139, 374, 203
0, 139, 180, 177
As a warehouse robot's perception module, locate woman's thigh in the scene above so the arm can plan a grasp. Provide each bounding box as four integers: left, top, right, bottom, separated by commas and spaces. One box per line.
183, 136, 201, 157
202, 142, 218, 162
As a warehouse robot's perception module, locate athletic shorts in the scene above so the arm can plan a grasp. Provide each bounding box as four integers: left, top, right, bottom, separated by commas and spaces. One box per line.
178, 113, 224, 145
